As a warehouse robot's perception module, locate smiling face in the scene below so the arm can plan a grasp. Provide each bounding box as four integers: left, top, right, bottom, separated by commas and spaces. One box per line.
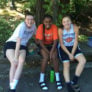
62, 17, 72, 30
25, 15, 34, 28
43, 17, 52, 29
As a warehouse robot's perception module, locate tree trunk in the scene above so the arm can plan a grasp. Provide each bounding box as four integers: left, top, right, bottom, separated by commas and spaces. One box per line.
60, 0, 70, 4
51, 0, 58, 23
10, 0, 16, 10
59, 0, 70, 14
35, 0, 45, 26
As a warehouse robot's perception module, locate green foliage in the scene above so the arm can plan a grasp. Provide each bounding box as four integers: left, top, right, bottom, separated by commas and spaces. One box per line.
43, 0, 53, 14
72, 0, 89, 13
22, 0, 37, 14
56, 1, 70, 26
0, 0, 8, 8
79, 35, 88, 42
0, 17, 12, 45
0, 16, 23, 48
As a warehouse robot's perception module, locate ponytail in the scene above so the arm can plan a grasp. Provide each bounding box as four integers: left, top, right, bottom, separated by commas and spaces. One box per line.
43, 24, 45, 41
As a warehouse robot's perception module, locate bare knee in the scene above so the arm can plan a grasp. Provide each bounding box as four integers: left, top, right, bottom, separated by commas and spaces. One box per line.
42, 55, 49, 63
11, 62, 18, 67
19, 59, 25, 65
51, 54, 57, 61
79, 58, 86, 66
51, 51, 58, 61
83, 58, 86, 65
18, 51, 26, 65
41, 49, 49, 62
42, 52, 49, 62
76, 55, 86, 66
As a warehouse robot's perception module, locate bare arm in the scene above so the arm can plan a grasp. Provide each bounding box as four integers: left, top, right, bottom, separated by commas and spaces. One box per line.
50, 40, 58, 60
14, 38, 21, 60
51, 40, 58, 52
58, 28, 71, 56
39, 40, 49, 54
71, 25, 79, 55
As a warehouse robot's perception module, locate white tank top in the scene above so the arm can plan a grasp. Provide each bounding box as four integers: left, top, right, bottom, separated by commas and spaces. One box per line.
62, 24, 75, 46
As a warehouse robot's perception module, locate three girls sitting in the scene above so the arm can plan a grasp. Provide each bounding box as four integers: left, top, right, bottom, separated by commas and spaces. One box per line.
4, 13, 86, 92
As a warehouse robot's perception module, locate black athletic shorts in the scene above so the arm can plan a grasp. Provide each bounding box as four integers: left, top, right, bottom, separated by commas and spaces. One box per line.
57, 46, 83, 63
3, 41, 28, 58
38, 44, 53, 51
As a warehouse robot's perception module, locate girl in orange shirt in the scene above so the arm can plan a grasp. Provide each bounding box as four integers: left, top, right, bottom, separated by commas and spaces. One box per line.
36, 15, 63, 91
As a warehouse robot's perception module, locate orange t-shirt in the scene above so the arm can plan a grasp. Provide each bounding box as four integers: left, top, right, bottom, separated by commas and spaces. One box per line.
36, 24, 58, 45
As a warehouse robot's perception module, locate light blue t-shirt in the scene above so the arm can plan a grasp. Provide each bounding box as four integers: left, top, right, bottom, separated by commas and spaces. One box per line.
7, 22, 36, 46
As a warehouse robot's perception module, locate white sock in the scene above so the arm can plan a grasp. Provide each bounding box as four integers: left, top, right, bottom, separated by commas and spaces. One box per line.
10, 82, 13, 89
10, 79, 19, 90
39, 73, 45, 83
55, 73, 63, 90
55, 72, 60, 81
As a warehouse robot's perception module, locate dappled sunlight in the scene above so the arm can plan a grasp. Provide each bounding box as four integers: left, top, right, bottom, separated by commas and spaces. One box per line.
89, 24, 92, 30
0, 8, 24, 18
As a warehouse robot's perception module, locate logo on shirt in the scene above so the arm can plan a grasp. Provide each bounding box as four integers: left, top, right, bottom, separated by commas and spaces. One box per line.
24, 30, 34, 34
65, 37, 73, 42
45, 34, 53, 40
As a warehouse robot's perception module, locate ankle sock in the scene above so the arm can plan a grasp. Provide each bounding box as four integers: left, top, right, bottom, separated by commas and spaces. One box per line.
55, 72, 60, 81
39, 73, 45, 83
10, 79, 18, 90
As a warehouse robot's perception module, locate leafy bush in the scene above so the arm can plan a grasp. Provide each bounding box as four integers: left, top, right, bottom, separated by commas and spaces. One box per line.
79, 35, 88, 42
0, 17, 12, 46
0, 0, 7, 8
0, 16, 22, 47
22, 0, 36, 14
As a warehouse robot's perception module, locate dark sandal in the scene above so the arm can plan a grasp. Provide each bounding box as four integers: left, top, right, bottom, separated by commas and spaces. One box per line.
72, 84, 80, 92
8, 89, 16, 92
56, 81, 63, 90
39, 82, 48, 91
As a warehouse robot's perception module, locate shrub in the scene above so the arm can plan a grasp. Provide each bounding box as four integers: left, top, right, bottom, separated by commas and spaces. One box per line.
0, 17, 12, 48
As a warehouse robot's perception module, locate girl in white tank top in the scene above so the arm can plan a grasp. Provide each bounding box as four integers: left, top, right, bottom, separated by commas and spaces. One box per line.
58, 15, 86, 92
62, 24, 75, 46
